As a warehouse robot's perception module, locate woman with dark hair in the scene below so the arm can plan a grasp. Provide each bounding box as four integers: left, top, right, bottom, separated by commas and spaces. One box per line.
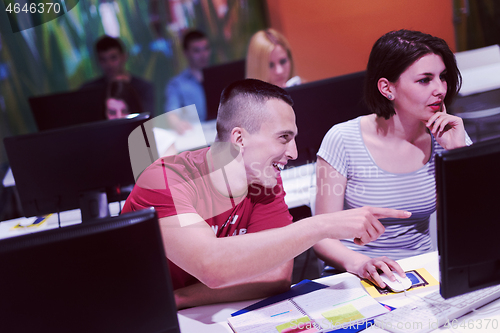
105, 79, 178, 157
105, 79, 144, 119
313, 30, 471, 286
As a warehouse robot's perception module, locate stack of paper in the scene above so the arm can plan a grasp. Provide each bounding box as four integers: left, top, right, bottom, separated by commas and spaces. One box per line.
455, 45, 500, 96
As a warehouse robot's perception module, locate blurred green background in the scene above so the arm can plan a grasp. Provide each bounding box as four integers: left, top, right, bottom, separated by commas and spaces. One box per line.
0, 0, 267, 166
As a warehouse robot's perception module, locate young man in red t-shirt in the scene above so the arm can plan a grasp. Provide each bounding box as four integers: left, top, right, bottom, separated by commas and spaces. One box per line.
122, 79, 411, 309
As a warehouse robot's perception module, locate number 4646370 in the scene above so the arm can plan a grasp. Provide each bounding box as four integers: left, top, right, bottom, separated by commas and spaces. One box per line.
444, 319, 498, 330
6, 2, 61, 14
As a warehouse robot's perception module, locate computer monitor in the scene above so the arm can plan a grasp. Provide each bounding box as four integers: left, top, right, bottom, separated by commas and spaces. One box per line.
436, 136, 500, 299
29, 88, 107, 131
3, 114, 156, 221
203, 59, 246, 120
0, 208, 180, 333
285, 71, 371, 167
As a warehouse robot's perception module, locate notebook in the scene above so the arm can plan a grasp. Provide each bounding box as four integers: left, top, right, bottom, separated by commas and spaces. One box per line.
228, 277, 389, 333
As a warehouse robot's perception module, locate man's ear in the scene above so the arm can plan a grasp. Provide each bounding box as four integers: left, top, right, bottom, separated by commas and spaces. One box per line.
378, 78, 395, 100
230, 127, 244, 151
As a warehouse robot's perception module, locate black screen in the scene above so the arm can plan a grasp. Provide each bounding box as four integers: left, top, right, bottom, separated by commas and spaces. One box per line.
285, 71, 371, 167
202, 59, 246, 120
0, 208, 180, 333
29, 88, 107, 131
4, 114, 155, 219
436, 136, 500, 298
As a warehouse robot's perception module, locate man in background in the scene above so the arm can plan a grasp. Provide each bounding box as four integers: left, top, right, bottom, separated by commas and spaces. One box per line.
164, 30, 211, 133
81, 35, 155, 114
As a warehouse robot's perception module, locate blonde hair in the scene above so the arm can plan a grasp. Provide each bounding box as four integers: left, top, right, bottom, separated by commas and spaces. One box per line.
245, 29, 295, 84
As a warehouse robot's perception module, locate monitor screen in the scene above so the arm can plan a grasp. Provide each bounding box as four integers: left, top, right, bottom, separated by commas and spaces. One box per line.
436, 136, 500, 298
203, 59, 246, 120
0, 208, 180, 333
285, 71, 371, 167
3, 114, 156, 221
29, 88, 107, 131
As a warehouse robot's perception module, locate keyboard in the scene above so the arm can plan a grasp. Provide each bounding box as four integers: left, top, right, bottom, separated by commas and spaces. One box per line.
374, 284, 500, 333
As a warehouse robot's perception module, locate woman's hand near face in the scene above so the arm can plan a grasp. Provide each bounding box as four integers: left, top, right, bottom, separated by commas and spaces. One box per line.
426, 104, 466, 150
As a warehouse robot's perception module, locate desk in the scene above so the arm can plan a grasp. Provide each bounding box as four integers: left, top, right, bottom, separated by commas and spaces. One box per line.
450, 88, 500, 142
0, 201, 124, 240
177, 252, 500, 333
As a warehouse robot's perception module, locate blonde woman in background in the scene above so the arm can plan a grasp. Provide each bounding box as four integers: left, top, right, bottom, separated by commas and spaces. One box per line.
246, 29, 301, 88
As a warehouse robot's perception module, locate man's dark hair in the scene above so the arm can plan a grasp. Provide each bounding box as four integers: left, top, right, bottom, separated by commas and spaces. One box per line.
95, 35, 125, 54
182, 30, 208, 51
364, 29, 461, 119
216, 79, 293, 142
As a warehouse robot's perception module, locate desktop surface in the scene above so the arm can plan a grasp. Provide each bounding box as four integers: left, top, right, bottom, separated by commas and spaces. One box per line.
450, 88, 500, 114
177, 252, 500, 333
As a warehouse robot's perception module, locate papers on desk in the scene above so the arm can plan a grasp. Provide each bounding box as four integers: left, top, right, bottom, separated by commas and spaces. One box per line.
227, 278, 389, 333
172, 119, 217, 152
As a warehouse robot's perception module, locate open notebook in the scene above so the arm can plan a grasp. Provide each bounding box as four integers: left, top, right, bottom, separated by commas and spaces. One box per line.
228, 277, 389, 333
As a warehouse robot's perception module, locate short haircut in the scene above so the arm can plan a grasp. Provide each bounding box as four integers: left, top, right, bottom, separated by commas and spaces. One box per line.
216, 79, 293, 142
246, 29, 295, 83
364, 29, 461, 119
182, 30, 208, 51
95, 35, 125, 54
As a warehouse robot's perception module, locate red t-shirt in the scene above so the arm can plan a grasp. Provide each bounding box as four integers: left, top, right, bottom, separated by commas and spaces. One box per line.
122, 147, 293, 289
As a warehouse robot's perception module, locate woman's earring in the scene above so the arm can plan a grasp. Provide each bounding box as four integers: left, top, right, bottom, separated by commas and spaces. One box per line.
387, 94, 393, 100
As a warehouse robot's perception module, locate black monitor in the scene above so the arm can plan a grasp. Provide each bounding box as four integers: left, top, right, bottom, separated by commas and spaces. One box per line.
3, 114, 156, 221
436, 137, 500, 299
285, 71, 371, 167
29, 88, 107, 131
0, 208, 180, 333
203, 59, 246, 120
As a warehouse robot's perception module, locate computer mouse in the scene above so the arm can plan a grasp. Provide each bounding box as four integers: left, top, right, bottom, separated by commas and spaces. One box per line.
379, 272, 412, 292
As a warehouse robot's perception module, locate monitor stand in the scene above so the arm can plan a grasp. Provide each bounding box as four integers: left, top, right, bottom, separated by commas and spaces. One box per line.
79, 190, 110, 222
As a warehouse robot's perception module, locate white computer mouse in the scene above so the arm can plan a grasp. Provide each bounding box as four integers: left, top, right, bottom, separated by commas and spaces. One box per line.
379, 272, 412, 292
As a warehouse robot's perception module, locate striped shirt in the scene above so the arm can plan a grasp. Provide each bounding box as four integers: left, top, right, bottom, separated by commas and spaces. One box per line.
317, 116, 471, 260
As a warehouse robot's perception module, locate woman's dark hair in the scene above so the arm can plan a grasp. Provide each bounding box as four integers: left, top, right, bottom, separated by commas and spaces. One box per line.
364, 29, 461, 119
106, 80, 143, 116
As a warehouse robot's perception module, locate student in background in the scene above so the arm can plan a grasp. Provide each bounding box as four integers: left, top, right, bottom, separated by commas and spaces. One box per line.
246, 29, 301, 88
164, 30, 211, 134
105, 79, 143, 119
81, 35, 155, 115
122, 79, 411, 309
314, 30, 471, 279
